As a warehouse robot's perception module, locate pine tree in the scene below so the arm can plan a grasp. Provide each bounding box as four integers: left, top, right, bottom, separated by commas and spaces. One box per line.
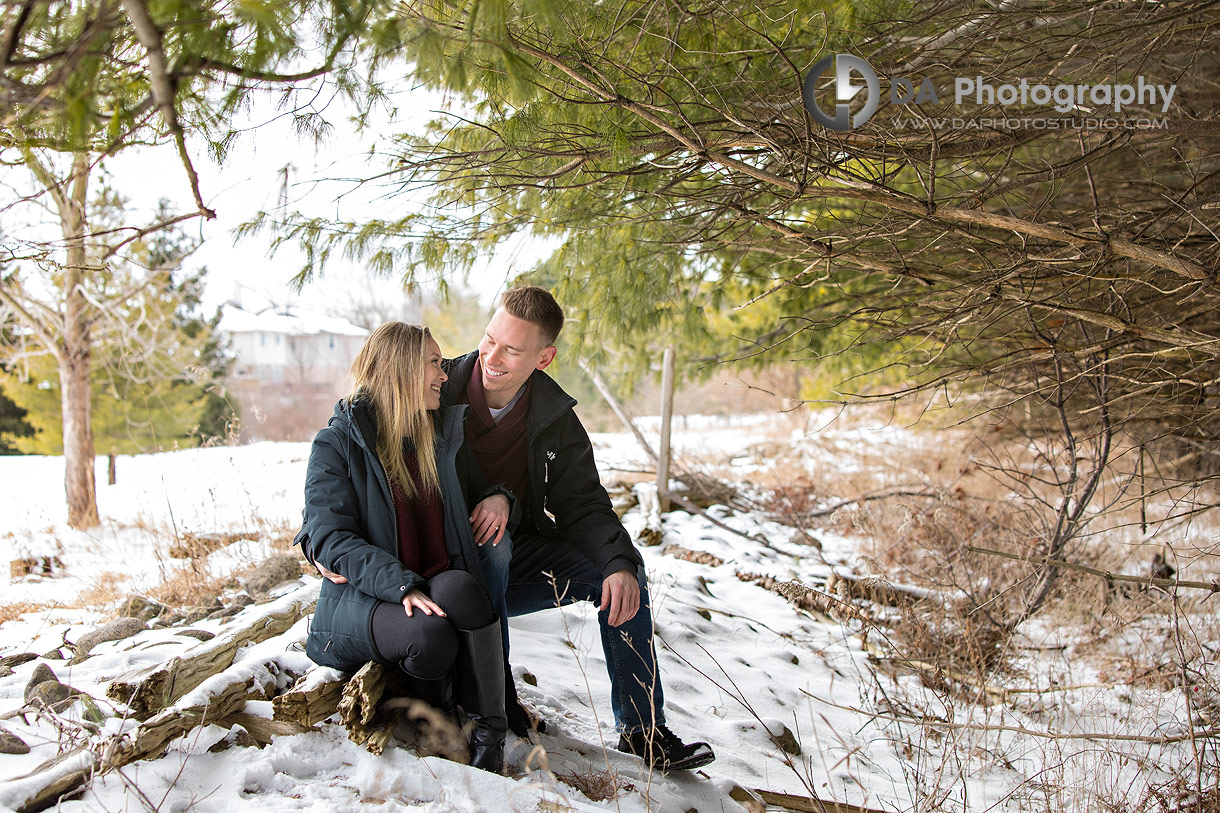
275, 0, 1219, 467
0, 388, 33, 455
0, 318, 35, 454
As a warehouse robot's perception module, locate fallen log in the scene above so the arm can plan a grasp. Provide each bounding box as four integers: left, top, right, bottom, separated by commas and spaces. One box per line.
337, 661, 386, 729
0, 749, 96, 813
336, 661, 398, 755
729, 784, 891, 813
736, 571, 864, 626
662, 543, 725, 567
2, 659, 280, 812
824, 569, 930, 609
606, 484, 638, 519
272, 667, 347, 726
277, 664, 465, 760
107, 580, 319, 716
218, 711, 316, 745
101, 660, 279, 768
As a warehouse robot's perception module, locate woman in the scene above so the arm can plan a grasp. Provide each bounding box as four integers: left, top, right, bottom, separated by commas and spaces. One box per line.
297, 322, 513, 772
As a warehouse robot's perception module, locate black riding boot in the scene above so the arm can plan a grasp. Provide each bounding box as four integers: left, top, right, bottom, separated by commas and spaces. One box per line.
456, 618, 507, 773
404, 673, 455, 717
395, 672, 465, 760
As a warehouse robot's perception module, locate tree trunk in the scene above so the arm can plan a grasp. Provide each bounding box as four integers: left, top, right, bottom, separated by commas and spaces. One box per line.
60, 344, 97, 528
60, 153, 98, 529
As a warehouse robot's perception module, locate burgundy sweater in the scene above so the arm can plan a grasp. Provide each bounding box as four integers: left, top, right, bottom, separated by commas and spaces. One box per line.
390, 448, 448, 579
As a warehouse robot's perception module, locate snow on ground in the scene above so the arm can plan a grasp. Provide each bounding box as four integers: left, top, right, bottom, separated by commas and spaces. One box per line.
0, 416, 1210, 812
1, 443, 309, 607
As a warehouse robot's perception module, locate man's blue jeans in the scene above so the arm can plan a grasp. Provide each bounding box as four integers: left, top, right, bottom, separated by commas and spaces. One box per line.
478, 529, 665, 733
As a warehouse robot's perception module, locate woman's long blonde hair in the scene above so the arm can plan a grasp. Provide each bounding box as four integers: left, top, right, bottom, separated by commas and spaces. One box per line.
348, 322, 440, 499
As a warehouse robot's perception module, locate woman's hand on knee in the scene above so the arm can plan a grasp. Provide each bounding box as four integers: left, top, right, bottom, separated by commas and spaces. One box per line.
403, 589, 446, 617
316, 562, 347, 584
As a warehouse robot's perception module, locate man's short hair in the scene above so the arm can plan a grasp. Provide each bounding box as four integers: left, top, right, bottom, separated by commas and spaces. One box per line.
501, 286, 564, 347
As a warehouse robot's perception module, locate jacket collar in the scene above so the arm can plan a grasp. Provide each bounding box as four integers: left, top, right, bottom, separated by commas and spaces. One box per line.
442, 350, 576, 433
330, 397, 377, 454
330, 397, 467, 452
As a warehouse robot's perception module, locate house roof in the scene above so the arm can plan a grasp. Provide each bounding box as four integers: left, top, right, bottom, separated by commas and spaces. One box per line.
217, 305, 370, 338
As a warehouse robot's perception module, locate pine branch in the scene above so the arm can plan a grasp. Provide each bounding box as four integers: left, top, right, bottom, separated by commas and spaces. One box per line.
0, 0, 35, 71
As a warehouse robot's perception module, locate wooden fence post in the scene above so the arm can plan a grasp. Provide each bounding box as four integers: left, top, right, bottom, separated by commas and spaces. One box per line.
657, 346, 676, 513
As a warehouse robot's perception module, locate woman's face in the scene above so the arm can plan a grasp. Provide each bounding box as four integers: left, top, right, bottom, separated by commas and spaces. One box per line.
423, 336, 447, 410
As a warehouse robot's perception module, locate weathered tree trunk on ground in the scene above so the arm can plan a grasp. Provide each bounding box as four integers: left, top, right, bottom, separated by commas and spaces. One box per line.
1, 660, 281, 813
336, 661, 396, 754
107, 581, 318, 716
101, 667, 270, 768
0, 749, 97, 813
272, 670, 346, 726
730, 784, 892, 813
220, 711, 314, 745
326, 660, 465, 760
3, 580, 321, 812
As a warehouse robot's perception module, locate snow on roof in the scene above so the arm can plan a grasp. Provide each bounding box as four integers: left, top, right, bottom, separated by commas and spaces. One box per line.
217, 305, 370, 338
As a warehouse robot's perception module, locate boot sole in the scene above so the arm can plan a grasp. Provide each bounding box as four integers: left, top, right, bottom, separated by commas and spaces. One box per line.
660, 749, 715, 772
616, 744, 716, 772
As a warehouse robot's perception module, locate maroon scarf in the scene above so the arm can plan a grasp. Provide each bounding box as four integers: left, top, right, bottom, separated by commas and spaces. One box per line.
390, 448, 448, 579
461, 358, 531, 503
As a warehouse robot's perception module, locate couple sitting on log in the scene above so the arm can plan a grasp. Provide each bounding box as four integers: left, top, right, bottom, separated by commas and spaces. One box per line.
296, 286, 714, 775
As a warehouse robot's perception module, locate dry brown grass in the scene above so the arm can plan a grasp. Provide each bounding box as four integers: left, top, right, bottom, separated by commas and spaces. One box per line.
76, 571, 130, 610
554, 766, 632, 803
655, 401, 1220, 810
167, 531, 254, 559
1112, 779, 1220, 813
674, 403, 1220, 690
147, 565, 229, 608
0, 601, 55, 627
121, 515, 303, 612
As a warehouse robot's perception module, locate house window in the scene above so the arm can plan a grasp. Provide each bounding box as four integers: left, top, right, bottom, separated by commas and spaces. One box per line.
329, 335, 335, 349
260, 332, 266, 347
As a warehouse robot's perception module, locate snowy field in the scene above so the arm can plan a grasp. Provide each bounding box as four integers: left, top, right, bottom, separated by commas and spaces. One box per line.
0, 415, 1213, 812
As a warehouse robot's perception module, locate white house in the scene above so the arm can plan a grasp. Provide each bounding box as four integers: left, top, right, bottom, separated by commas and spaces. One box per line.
217, 305, 370, 441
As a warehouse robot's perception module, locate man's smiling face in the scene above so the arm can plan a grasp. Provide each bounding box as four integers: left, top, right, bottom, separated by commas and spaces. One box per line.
477, 308, 557, 409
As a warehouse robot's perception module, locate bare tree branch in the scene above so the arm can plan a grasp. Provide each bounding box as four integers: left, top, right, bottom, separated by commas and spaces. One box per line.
119, 0, 215, 221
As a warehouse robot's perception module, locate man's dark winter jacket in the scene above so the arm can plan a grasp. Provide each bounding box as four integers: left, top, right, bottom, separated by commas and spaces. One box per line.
442, 351, 643, 578
296, 398, 511, 671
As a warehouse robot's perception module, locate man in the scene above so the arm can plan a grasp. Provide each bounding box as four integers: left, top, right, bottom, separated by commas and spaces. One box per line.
443, 286, 715, 772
